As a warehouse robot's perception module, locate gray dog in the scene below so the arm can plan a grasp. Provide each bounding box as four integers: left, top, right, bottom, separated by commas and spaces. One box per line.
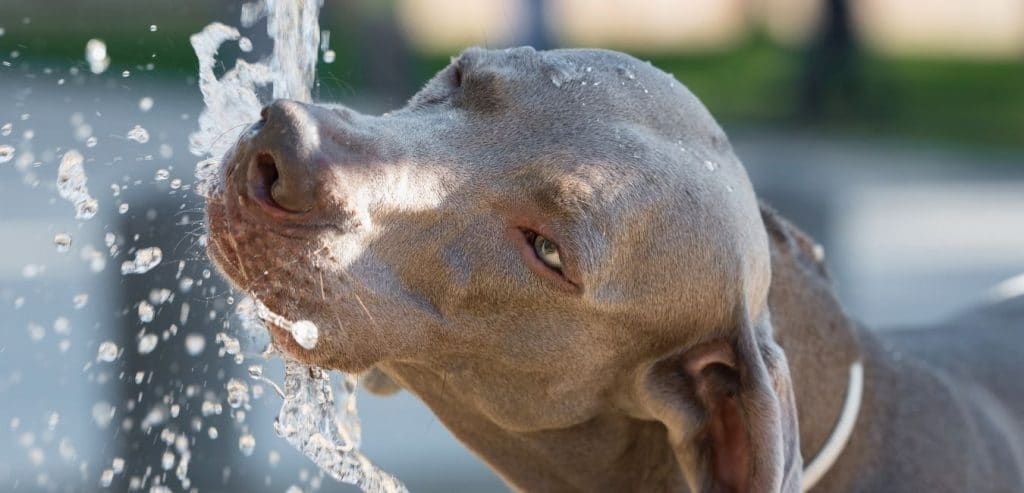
205, 47, 1024, 492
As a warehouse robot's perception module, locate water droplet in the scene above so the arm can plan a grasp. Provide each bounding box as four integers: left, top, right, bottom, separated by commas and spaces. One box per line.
161, 450, 175, 470
57, 150, 98, 220
290, 320, 318, 349
138, 333, 158, 354
248, 365, 263, 378
1, 122, 11, 135
85, 39, 110, 74
126, 125, 149, 143
155, 169, 169, 181
138, 97, 154, 112
96, 341, 119, 362
226, 378, 249, 408
321, 30, 331, 51
170, 178, 182, 190
86, 136, 97, 147
53, 233, 72, 252
544, 59, 576, 89
149, 288, 172, 305
121, 70, 130, 78
99, 469, 114, 487
201, 399, 222, 416
118, 203, 129, 214
238, 37, 253, 52
120, 247, 162, 275
149, 24, 158, 32
138, 301, 155, 322
704, 160, 717, 171
207, 427, 218, 439
616, 65, 636, 80
323, 50, 336, 64
53, 317, 70, 335
0, 145, 15, 163
239, 433, 256, 456
184, 333, 206, 356
92, 401, 115, 428
73, 293, 89, 309
813, 244, 826, 262
28, 323, 44, 341
111, 457, 125, 474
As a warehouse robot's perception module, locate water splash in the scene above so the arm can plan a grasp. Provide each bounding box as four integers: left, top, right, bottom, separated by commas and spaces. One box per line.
120, 246, 163, 275
56, 150, 98, 220
190, 1, 406, 489
275, 361, 406, 493
126, 125, 150, 144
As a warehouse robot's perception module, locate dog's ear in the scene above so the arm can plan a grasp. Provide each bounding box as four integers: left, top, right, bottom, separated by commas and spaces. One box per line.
643, 309, 801, 493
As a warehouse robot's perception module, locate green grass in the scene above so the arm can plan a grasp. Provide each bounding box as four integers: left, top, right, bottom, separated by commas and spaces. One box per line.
855, 56, 1024, 148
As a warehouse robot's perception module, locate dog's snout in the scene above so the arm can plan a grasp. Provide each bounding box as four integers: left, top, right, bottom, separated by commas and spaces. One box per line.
245, 99, 321, 214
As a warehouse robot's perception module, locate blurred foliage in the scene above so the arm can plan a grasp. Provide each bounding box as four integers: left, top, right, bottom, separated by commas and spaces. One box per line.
409, 41, 1024, 150
1, 5, 1022, 151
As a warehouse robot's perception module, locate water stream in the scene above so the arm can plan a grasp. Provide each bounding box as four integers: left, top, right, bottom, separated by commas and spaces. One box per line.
189, 1, 407, 491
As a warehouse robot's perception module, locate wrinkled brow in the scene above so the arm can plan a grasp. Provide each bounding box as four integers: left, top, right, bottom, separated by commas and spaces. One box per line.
527, 173, 598, 220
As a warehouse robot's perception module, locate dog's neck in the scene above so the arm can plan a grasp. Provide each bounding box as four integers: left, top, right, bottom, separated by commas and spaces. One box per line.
759, 206, 864, 476
386, 207, 864, 491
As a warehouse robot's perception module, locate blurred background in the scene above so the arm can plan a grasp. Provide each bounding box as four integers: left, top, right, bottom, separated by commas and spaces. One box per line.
1, 0, 1022, 491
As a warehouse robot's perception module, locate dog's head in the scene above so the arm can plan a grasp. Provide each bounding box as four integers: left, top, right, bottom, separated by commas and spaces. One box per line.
206, 47, 799, 491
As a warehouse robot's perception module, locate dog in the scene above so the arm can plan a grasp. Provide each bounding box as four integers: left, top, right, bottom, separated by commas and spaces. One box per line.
205, 46, 1024, 492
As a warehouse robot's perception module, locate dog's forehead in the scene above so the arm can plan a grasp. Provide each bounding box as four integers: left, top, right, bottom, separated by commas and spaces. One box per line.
457, 47, 726, 143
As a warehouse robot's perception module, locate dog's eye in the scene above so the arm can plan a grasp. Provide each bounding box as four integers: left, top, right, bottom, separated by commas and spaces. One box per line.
532, 234, 563, 270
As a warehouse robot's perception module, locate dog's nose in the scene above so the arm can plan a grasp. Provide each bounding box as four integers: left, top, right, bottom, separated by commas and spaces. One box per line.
246, 99, 322, 213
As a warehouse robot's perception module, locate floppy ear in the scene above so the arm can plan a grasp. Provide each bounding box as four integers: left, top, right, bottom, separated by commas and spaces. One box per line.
643, 309, 801, 493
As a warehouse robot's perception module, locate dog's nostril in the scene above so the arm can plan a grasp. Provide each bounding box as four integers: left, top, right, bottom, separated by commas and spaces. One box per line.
254, 152, 280, 201
252, 152, 312, 213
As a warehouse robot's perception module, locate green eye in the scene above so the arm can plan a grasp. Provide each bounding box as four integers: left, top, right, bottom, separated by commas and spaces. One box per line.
532, 234, 563, 270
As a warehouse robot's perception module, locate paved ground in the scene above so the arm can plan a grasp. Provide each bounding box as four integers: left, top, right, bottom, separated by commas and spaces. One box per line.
1, 73, 1022, 491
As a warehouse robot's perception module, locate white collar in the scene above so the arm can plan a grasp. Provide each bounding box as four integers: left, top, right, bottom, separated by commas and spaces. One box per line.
801, 360, 864, 491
